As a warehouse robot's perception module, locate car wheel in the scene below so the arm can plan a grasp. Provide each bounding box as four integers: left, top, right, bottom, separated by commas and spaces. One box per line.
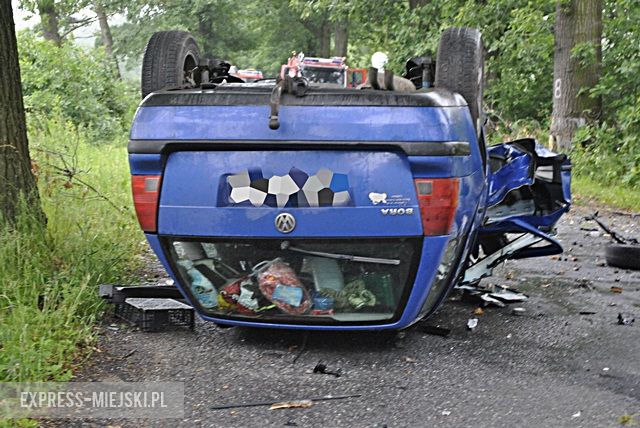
435, 27, 484, 137
605, 244, 640, 270
141, 30, 201, 98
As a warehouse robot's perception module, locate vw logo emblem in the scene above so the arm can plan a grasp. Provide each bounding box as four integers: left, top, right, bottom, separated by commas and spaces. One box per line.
275, 213, 296, 234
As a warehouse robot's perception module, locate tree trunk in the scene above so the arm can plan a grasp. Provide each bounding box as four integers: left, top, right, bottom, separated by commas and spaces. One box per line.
0, 0, 44, 223
550, 0, 602, 151
319, 21, 331, 57
36, 0, 62, 46
333, 19, 348, 57
94, 2, 121, 79
574, 0, 602, 121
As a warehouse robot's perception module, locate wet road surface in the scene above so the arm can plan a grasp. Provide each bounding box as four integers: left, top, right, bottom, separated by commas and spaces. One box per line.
70, 206, 640, 427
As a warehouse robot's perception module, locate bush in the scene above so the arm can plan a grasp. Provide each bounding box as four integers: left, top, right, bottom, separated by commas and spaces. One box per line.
570, 0, 640, 188
572, 100, 640, 187
18, 31, 137, 142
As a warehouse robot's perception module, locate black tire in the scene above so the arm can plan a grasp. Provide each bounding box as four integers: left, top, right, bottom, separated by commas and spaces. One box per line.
141, 31, 201, 98
435, 27, 484, 137
605, 244, 640, 270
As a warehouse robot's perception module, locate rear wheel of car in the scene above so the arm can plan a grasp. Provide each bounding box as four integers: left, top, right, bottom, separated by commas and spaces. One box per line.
141, 31, 201, 98
435, 27, 484, 137
605, 244, 640, 270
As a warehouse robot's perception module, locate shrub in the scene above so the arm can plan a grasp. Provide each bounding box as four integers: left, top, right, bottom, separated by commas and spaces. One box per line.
18, 31, 137, 142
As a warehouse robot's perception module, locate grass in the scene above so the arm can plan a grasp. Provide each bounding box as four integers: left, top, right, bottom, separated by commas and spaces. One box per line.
0, 117, 144, 385
572, 175, 640, 213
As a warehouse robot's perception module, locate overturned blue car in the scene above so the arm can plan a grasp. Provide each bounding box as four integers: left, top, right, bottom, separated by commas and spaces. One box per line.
128, 28, 571, 330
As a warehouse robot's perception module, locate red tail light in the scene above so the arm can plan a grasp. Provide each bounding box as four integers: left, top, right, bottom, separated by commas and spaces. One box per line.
131, 175, 161, 232
414, 178, 459, 236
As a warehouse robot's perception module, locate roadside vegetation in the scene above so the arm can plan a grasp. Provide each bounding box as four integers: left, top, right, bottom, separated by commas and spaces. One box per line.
1, 0, 639, 390
0, 35, 142, 385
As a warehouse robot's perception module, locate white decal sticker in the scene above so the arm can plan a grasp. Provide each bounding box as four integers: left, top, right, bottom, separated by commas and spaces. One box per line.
369, 192, 387, 205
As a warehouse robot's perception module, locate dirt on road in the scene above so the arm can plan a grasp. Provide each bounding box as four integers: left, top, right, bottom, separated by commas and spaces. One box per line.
69, 205, 640, 428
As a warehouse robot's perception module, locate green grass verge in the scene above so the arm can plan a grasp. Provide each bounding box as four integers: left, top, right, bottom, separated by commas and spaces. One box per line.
0, 117, 144, 385
572, 175, 640, 212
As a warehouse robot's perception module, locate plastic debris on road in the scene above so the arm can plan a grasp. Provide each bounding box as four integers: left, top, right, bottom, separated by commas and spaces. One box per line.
617, 313, 635, 325
467, 318, 478, 330
313, 362, 342, 377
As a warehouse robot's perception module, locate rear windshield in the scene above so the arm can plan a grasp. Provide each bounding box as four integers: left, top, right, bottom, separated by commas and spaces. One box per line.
164, 238, 420, 324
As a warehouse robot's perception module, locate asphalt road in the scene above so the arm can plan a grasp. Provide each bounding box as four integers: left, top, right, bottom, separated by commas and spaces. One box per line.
70, 205, 640, 427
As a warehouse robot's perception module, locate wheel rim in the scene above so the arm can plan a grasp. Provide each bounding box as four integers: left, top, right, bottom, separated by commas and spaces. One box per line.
182, 52, 197, 85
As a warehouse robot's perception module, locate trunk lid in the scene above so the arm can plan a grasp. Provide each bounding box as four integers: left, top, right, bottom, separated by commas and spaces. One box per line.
158, 150, 422, 237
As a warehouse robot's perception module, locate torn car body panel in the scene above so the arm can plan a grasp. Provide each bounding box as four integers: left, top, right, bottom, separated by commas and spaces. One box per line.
464, 139, 572, 284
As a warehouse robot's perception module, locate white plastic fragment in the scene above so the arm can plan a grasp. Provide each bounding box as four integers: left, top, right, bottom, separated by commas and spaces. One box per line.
467, 318, 478, 330
480, 294, 506, 307
490, 290, 528, 302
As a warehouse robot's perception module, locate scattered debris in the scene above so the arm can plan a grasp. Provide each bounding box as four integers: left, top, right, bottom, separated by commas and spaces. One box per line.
456, 283, 527, 308
610, 286, 624, 294
585, 212, 638, 245
511, 307, 526, 316
121, 349, 136, 359
617, 313, 635, 326
618, 414, 637, 425
576, 279, 593, 290
491, 290, 528, 302
420, 325, 451, 337
270, 400, 313, 410
313, 362, 342, 377
473, 307, 485, 316
467, 318, 478, 330
480, 294, 506, 307
210, 394, 362, 410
